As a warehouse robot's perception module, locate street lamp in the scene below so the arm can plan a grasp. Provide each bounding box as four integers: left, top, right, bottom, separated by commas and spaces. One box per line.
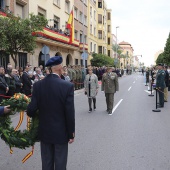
115, 26, 119, 59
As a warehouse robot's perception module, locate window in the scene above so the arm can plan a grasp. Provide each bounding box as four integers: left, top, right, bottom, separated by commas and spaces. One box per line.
103, 31, 105, 40
79, 11, 83, 23
54, 0, 60, 7
84, 15, 87, 26
75, 59, 78, 65
16, 3, 24, 18
74, 7, 78, 19
74, 30, 78, 39
0, 0, 5, 10
103, 47, 105, 54
94, 27, 96, 36
94, 10, 96, 20
94, 44, 96, 53
108, 25, 111, 32
98, 30, 102, 39
90, 24, 92, 34
108, 50, 110, 57
65, 0, 70, 13
38, 6, 46, 17
98, 1, 102, 8
90, 6, 92, 17
98, 46, 102, 54
103, 16, 104, 25
90, 42, 93, 52
18, 52, 27, 67
54, 16, 60, 29
108, 38, 110, 45
98, 14, 102, 24
84, 35, 87, 44
0, 51, 9, 68
108, 12, 111, 20
80, 33, 83, 43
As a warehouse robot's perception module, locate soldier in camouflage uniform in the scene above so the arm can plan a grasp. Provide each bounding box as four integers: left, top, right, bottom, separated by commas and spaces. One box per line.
101, 67, 119, 115
67, 65, 72, 82
71, 65, 76, 90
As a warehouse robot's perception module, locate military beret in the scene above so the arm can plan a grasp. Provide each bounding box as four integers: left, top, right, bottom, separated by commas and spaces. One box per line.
45, 56, 63, 67
157, 63, 164, 66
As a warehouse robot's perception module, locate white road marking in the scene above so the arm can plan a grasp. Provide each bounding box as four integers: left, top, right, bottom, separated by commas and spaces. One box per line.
144, 90, 155, 94
110, 99, 123, 115
128, 87, 132, 91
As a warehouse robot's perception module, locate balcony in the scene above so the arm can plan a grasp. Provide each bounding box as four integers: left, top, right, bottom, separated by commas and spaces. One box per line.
79, 43, 88, 50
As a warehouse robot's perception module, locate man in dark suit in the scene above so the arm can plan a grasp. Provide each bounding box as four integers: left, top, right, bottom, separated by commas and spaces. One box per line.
12, 69, 23, 93
0, 66, 9, 103
27, 56, 75, 170
22, 66, 32, 96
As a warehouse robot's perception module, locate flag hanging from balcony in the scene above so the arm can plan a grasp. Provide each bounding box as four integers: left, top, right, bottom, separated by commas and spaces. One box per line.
66, 9, 74, 44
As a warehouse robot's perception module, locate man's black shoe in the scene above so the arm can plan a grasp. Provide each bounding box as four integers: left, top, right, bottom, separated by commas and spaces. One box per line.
157, 106, 164, 108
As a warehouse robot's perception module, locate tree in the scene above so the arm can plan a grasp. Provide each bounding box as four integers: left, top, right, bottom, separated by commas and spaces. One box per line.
156, 52, 165, 65
112, 44, 123, 58
163, 33, 170, 65
91, 53, 114, 67
0, 14, 48, 67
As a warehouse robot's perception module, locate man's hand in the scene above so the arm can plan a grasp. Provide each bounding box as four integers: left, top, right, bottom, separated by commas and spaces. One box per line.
4, 105, 10, 114
6, 87, 9, 93
68, 139, 74, 144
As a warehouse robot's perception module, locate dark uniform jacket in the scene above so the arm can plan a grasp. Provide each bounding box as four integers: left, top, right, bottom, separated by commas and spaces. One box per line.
156, 70, 166, 89
0, 74, 8, 95
27, 74, 75, 144
164, 70, 169, 87
22, 71, 32, 96
14, 75, 22, 93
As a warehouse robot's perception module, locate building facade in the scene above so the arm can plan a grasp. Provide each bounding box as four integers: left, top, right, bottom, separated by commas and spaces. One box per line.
119, 41, 134, 69
0, 0, 89, 68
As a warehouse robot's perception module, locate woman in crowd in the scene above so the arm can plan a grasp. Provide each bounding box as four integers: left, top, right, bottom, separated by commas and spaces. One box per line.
84, 68, 99, 113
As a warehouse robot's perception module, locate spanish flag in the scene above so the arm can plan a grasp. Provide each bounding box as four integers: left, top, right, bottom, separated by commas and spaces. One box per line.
66, 9, 74, 44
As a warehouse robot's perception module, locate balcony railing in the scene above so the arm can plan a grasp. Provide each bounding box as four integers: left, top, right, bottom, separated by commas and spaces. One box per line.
0, 11, 86, 50
79, 43, 88, 50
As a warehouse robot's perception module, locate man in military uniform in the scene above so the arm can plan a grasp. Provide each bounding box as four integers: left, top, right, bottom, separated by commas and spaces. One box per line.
101, 67, 119, 115
67, 65, 72, 82
74, 65, 79, 90
78, 65, 82, 89
71, 65, 76, 90
163, 65, 169, 102
156, 63, 166, 108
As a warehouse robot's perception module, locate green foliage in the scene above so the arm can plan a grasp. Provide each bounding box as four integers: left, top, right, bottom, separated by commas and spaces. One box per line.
0, 93, 39, 149
0, 13, 47, 66
156, 53, 165, 65
112, 44, 123, 57
91, 53, 114, 67
163, 33, 170, 65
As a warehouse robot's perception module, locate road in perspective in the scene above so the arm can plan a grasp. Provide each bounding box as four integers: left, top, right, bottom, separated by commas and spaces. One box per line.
0, 73, 170, 170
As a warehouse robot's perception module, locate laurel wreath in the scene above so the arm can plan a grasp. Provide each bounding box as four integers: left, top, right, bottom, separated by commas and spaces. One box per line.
0, 93, 39, 150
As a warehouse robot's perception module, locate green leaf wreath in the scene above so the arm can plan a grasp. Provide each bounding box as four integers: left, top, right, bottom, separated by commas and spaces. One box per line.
0, 93, 39, 149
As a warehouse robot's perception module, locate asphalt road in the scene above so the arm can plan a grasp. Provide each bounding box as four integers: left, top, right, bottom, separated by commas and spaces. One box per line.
1, 73, 170, 170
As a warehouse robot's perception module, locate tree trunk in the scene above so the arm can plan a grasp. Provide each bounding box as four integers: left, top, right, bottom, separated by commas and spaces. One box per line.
11, 54, 17, 68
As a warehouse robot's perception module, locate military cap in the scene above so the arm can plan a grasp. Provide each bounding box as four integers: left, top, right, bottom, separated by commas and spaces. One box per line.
45, 56, 63, 67
157, 63, 164, 66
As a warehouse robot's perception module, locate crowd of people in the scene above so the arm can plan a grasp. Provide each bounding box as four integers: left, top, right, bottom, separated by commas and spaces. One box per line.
0, 63, 125, 104
145, 63, 170, 108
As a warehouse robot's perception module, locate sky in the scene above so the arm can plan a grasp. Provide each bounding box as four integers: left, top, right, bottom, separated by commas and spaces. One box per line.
105, 0, 170, 66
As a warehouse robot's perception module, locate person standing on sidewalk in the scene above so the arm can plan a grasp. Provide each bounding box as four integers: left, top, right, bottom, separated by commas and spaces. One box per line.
164, 65, 169, 102
101, 67, 119, 115
84, 68, 99, 113
156, 63, 166, 108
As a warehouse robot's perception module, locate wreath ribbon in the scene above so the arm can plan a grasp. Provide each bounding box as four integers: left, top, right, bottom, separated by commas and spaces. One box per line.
14, 111, 24, 131
22, 146, 34, 163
